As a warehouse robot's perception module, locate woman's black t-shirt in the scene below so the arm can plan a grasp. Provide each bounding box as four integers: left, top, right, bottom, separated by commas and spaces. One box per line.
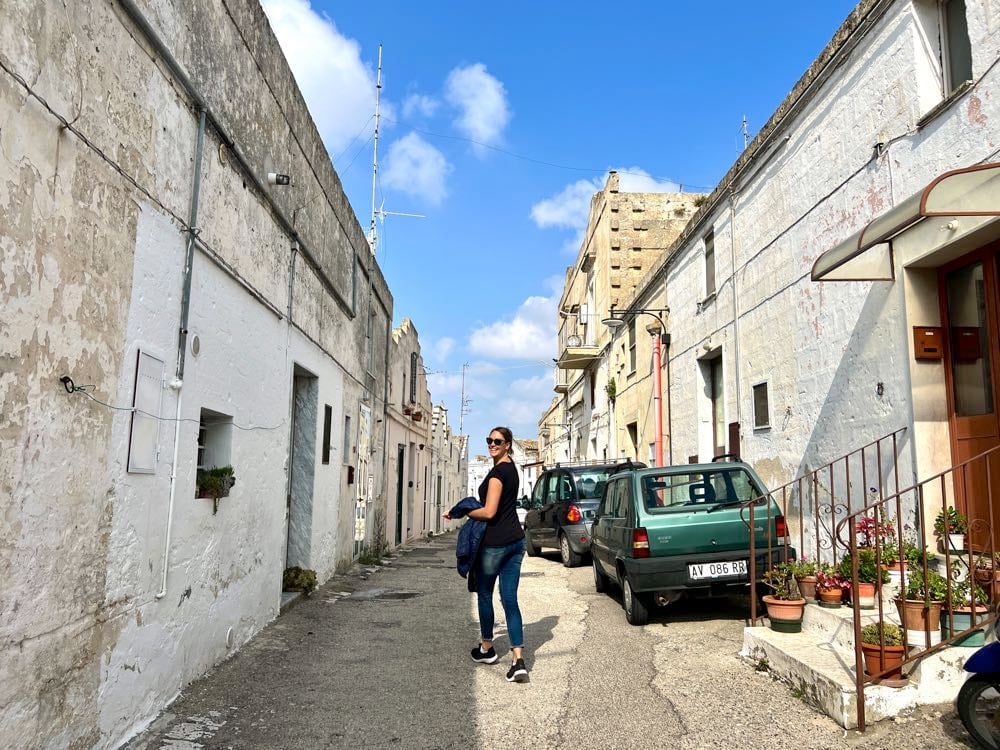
479, 460, 524, 546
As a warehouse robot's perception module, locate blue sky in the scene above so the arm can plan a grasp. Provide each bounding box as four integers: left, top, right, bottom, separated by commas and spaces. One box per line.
261, 0, 858, 451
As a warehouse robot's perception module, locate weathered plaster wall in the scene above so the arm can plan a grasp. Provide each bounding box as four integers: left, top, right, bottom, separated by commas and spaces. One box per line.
2, 0, 393, 747
384, 320, 432, 547
661, 0, 1000, 497
0, 2, 144, 745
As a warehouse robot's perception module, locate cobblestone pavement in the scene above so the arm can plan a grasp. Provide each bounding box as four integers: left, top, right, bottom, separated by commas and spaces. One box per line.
126, 535, 976, 749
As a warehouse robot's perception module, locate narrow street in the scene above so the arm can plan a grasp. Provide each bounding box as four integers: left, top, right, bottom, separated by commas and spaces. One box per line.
127, 536, 974, 750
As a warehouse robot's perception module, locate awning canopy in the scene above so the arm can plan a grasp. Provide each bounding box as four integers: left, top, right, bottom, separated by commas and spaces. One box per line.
811, 162, 1000, 281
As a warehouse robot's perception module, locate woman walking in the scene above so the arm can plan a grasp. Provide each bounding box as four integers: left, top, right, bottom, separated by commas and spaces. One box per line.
450, 426, 528, 682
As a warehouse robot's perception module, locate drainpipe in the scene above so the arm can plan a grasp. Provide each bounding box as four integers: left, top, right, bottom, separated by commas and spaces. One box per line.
157, 108, 206, 600
729, 188, 743, 433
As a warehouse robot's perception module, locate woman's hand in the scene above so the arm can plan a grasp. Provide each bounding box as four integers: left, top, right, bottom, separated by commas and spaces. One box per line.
443, 512, 452, 520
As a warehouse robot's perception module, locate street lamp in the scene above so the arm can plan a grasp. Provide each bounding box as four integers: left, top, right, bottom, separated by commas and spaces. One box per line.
602, 305, 671, 467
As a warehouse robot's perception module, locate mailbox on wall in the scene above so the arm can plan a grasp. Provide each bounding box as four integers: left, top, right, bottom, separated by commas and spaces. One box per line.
913, 326, 944, 361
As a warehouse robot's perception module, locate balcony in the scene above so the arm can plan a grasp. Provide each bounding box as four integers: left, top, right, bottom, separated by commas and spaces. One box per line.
556, 321, 600, 370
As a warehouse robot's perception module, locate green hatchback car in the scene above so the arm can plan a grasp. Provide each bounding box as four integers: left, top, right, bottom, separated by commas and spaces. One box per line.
590, 459, 794, 625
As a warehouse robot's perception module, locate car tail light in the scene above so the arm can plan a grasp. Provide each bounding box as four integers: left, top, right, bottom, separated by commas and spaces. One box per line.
632, 528, 650, 558
775, 515, 788, 539
566, 505, 583, 523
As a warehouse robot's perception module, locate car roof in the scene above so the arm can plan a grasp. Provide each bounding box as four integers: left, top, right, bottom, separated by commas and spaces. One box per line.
627, 461, 755, 478
547, 461, 646, 475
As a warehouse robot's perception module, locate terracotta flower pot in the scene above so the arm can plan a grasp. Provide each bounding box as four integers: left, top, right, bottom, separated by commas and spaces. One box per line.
855, 582, 877, 610
895, 598, 944, 632
861, 642, 906, 681
795, 575, 817, 601
817, 587, 843, 608
975, 568, 1000, 602
762, 595, 806, 633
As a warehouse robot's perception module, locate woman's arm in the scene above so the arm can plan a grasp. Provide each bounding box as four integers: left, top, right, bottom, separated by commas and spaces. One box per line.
467, 477, 502, 521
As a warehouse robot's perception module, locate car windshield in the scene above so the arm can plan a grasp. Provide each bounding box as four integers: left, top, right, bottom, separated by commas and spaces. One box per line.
570, 470, 610, 500
640, 468, 766, 511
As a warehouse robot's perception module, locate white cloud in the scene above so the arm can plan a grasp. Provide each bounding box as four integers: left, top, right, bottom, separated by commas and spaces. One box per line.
468, 295, 556, 360
499, 374, 556, 427
382, 132, 452, 205
530, 167, 681, 231
444, 63, 511, 149
261, 0, 385, 156
403, 93, 439, 119
433, 337, 455, 361
530, 177, 601, 230
617, 167, 680, 193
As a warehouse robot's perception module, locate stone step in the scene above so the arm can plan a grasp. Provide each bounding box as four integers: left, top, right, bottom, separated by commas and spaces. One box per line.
796, 598, 944, 653
742, 623, 972, 728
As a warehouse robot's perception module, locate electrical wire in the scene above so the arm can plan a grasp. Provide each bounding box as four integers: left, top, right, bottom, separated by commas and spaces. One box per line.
379, 115, 715, 192
62, 378, 285, 431
333, 114, 375, 165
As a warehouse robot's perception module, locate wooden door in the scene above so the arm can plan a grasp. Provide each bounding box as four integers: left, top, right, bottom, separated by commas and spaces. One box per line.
941, 244, 1000, 547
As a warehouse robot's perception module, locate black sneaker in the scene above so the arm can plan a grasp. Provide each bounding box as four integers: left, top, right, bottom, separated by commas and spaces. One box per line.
506, 658, 528, 683
471, 645, 498, 664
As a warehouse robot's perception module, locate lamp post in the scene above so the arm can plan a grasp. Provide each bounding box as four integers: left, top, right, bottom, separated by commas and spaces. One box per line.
602, 306, 670, 467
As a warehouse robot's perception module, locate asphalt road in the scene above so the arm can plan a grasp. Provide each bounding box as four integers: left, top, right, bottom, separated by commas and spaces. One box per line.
126, 534, 977, 750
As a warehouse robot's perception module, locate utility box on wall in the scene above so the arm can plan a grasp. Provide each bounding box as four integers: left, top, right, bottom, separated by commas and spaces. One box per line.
913, 326, 944, 361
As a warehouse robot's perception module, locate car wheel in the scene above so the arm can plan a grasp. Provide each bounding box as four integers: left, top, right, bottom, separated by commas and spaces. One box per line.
622, 576, 649, 626
559, 533, 582, 567
524, 532, 540, 557
593, 557, 609, 593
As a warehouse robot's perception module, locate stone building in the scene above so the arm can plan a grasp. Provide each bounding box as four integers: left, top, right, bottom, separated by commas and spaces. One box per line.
384, 319, 433, 547
605, 0, 1000, 549
430, 404, 466, 533
550, 172, 704, 463
1, 1, 394, 746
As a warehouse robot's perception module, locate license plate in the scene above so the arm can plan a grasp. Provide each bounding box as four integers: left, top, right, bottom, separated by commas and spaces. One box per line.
688, 560, 748, 580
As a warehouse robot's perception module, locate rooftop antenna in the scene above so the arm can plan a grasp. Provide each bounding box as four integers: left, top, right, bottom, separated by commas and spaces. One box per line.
741, 115, 750, 150
368, 45, 383, 254
368, 46, 424, 259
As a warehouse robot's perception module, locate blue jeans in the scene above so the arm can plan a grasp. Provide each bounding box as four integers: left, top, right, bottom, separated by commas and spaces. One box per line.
475, 539, 525, 649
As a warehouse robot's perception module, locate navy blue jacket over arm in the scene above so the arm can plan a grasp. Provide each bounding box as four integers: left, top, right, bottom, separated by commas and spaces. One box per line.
448, 496, 485, 591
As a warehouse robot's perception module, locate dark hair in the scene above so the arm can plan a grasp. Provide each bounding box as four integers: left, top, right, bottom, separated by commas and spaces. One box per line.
490, 426, 514, 454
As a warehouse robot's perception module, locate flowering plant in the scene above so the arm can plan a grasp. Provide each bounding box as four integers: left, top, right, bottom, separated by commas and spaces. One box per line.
816, 564, 851, 592
855, 510, 894, 549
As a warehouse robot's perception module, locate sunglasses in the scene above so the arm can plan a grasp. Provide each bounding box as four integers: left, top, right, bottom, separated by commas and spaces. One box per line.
486, 437, 506, 447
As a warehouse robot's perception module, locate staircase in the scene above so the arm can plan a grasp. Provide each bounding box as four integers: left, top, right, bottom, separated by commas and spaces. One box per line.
740, 593, 972, 729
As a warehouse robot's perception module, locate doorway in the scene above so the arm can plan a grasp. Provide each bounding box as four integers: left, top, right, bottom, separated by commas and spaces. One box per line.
940, 243, 1000, 544
395, 444, 405, 546
286, 366, 317, 570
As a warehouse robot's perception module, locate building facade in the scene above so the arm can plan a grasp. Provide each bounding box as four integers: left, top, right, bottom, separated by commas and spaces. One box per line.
550, 172, 704, 464
610, 0, 1000, 550
1, 1, 394, 747
384, 319, 433, 547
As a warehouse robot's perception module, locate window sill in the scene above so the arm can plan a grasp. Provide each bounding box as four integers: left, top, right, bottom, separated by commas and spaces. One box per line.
917, 80, 973, 130
697, 292, 717, 313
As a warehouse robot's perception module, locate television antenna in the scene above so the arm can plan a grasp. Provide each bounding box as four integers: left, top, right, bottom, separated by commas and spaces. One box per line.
368, 45, 424, 258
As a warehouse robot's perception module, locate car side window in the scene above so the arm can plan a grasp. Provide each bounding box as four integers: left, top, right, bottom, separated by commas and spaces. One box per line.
544, 473, 560, 504
531, 477, 546, 508
559, 472, 574, 502
605, 479, 621, 518
619, 480, 634, 521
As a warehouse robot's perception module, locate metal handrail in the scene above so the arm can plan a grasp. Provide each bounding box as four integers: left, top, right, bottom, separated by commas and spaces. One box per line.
835, 442, 1000, 731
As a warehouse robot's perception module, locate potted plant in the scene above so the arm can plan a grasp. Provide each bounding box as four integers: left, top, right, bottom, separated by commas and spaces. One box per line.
282, 566, 317, 596
816, 564, 850, 608
787, 558, 819, 600
760, 563, 807, 633
934, 506, 968, 553
943, 579, 989, 647
838, 549, 890, 610
196, 465, 236, 514
974, 552, 1000, 602
896, 567, 949, 643
860, 622, 906, 683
